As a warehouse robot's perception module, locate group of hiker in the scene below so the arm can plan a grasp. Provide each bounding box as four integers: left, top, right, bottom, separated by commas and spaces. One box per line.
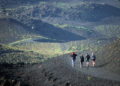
70, 52, 96, 68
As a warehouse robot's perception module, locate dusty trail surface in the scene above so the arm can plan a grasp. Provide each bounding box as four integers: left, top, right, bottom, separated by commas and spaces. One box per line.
66, 51, 120, 81
16, 51, 120, 86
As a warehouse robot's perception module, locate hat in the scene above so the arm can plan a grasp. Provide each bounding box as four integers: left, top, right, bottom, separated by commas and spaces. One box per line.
72, 52, 75, 54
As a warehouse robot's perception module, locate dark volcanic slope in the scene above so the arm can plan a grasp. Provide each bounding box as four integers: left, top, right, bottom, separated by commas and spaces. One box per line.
65, 3, 120, 22
0, 18, 41, 44
0, 44, 120, 86
95, 38, 120, 75
0, 18, 85, 45
31, 20, 86, 41
14, 52, 120, 86
0, 0, 71, 6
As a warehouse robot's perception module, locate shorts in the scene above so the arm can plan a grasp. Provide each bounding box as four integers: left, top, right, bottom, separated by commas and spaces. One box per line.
92, 59, 95, 61
86, 59, 89, 62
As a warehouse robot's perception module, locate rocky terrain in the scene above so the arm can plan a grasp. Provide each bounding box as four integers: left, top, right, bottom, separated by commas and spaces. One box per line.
0, 0, 120, 86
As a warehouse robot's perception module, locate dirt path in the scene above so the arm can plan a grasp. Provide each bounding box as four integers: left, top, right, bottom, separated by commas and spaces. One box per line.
17, 51, 120, 86
65, 51, 120, 81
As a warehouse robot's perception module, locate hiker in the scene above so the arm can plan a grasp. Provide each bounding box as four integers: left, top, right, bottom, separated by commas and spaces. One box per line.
85, 53, 90, 67
70, 52, 77, 67
80, 54, 84, 68
91, 52, 96, 66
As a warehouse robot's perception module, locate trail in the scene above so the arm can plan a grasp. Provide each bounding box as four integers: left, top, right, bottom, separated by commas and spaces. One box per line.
12, 51, 120, 86
64, 51, 120, 81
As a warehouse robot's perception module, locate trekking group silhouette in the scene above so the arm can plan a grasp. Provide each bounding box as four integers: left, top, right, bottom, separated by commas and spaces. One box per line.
70, 52, 96, 68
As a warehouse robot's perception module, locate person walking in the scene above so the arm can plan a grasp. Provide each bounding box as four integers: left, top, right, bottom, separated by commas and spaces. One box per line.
91, 52, 96, 66
80, 54, 84, 68
85, 53, 90, 67
70, 52, 77, 67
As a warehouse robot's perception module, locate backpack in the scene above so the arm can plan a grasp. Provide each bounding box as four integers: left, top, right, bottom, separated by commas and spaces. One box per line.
81, 56, 84, 62
86, 55, 90, 60
71, 54, 77, 60
92, 55, 96, 60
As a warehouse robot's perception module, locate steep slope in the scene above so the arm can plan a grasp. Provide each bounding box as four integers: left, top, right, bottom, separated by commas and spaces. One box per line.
12, 52, 120, 86
95, 38, 120, 75
0, 18, 43, 44
0, 17, 86, 45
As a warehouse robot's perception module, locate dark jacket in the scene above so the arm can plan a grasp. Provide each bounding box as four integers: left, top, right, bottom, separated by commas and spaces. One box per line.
80, 56, 84, 62
86, 54, 90, 60
92, 55, 96, 60
70, 54, 77, 60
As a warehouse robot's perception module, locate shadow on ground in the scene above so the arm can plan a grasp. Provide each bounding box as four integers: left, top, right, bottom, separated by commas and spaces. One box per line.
0, 62, 31, 86
34, 39, 66, 43
32, 20, 86, 42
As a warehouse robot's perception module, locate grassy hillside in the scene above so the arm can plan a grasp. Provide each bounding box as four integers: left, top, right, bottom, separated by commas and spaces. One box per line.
0, 43, 48, 64
95, 25, 120, 37
96, 38, 120, 75
8, 41, 67, 58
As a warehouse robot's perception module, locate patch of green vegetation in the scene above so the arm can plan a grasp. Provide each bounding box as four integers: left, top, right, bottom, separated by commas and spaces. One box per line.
75, 26, 92, 32
39, 1, 47, 5
53, 23, 92, 32
95, 25, 120, 37
98, 41, 102, 44
67, 44, 90, 52
66, 40, 104, 52
52, 2, 70, 9
0, 44, 46, 64
54, 24, 68, 28
53, 2, 90, 13
19, 5, 35, 9
8, 38, 32, 46
0, 7, 15, 12
52, 2, 92, 10
8, 41, 66, 58
100, 3, 105, 5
